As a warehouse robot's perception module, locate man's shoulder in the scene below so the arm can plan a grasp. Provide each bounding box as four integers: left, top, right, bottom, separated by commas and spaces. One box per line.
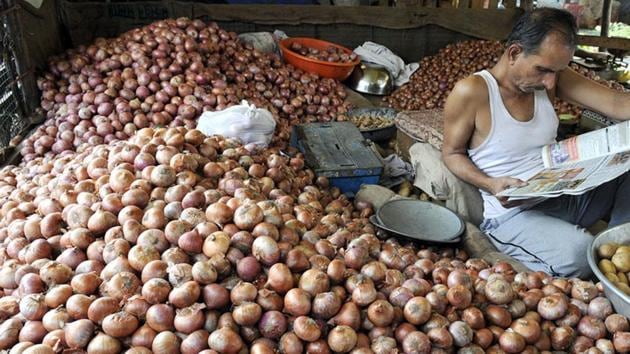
451, 75, 488, 101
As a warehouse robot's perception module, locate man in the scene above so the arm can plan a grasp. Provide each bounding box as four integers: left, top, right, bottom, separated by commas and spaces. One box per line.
442, 8, 630, 278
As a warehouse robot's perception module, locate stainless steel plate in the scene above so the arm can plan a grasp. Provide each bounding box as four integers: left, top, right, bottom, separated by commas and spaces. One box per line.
371, 199, 465, 243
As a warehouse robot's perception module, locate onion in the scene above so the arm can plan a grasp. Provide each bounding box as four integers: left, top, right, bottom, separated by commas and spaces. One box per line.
605, 314, 630, 333
403, 296, 431, 325
402, 331, 431, 354
299, 269, 329, 296
181, 329, 210, 354
499, 331, 526, 353
169, 280, 201, 308
64, 319, 95, 348
20, 294, 48, 321
42, 307, 71, 331
284, 288, 312, 316
233, 204, 264, 231
146, 304, 175, 332
131, 324, 157, 348
236, 256, 261, 282
588, 297, 613, 320
578, 316, 607, 340
142, 278, 171, 304
0, 318, 22, 349
152, 331, 181, 354
538, 294, 568, 320
449, 321, 473, 347
266, 263, 293, 294
19, 321, 47, 344
88, 297, 120, 324
328, 325, 357, 353
71, 271, 102, 295
232, 302, 262, 326
39, 261, 72, 286
252, 236, 280, 266
87, 333, 122, 354
175, 303, 206, 334
208, 327, 243, 353
102, 311, 139, 338
367, 300, 394, 327
485, 276, 514, 305
22, 344, 55, 354
293, 316, 321, 342
202, 231, 230, 258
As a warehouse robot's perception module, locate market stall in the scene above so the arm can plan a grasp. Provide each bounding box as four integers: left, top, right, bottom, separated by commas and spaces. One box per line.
0, 0, 629, 352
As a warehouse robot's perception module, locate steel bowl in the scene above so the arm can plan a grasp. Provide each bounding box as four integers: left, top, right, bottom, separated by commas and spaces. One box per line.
587, 223, 630, 318
346, 62, 394, 96
347, 107, 398, 142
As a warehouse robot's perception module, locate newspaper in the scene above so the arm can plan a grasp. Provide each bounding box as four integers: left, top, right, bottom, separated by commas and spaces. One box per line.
499, 120, 630, 198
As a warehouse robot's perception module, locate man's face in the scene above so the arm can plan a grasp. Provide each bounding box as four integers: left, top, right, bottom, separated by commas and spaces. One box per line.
508, 33, 574, 93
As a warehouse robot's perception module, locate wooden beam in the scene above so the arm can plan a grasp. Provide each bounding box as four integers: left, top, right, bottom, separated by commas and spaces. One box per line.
191, 4, 523, 40
577, 35, 630, 51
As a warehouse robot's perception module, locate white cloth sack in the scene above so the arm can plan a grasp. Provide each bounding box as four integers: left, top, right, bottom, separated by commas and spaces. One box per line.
238, 30, 288, 55
197, 101, 276, 147
353, 41, 420, 87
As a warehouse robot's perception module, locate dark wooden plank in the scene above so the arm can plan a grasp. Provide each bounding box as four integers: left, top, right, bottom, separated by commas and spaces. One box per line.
458, 0, 470, 8
471, 0, 485, 9
503, 0, 516, 8
396, 0, 421, 7
190, 4, 523, 39
577, 35, 630, 51
520, 0, 533, 10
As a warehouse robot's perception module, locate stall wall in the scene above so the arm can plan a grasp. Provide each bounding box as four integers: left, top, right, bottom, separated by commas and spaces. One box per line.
57, 1, 524, 62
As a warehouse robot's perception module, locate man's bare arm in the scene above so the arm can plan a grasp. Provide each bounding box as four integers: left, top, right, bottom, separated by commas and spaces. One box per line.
557, 67, 630, 121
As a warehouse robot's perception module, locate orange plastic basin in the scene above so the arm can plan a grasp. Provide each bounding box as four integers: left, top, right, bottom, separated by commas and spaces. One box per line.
279, 37, 359, 81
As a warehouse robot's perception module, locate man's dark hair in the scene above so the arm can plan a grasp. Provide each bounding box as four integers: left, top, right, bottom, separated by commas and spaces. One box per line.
506, 8, 578, 54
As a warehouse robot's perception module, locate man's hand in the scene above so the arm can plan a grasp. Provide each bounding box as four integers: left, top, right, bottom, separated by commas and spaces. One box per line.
487, 176, 529, 208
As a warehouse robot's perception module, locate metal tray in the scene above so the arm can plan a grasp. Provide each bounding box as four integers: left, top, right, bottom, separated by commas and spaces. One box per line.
347, 107, 398, 142
370, 199, 464, 244
587, 223, 630, 319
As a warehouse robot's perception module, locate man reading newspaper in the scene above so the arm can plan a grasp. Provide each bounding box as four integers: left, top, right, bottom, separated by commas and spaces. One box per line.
442, 8, 630, 278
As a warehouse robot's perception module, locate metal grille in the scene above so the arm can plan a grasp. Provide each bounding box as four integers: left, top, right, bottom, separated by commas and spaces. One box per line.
0, 8, 27, 152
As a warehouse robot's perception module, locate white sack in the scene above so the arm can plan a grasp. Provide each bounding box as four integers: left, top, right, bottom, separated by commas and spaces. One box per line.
353, 41, 420, 86
197, 101, 276, 147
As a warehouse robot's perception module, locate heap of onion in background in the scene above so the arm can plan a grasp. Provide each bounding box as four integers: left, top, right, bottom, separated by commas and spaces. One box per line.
1, 126, 630, 353
384, 40, 626, 119
23, 18, 350, 162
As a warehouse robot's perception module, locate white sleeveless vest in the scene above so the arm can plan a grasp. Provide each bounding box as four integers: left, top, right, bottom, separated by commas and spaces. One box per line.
468, 70, 559, 219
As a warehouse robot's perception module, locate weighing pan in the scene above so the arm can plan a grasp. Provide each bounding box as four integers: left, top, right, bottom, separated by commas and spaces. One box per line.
369, 199, 464, 244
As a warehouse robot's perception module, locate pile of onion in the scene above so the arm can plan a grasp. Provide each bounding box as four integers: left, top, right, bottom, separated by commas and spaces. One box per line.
1, 127, 629, 353
23, 17, 350, 161
383, 40, 503, 110
384, 40, 625, 120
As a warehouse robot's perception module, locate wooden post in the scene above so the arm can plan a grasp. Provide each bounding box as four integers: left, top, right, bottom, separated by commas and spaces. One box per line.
600, 0, 612, 38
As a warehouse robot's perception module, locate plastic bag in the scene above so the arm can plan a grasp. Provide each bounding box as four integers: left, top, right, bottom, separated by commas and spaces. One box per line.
197, 101, 276, 147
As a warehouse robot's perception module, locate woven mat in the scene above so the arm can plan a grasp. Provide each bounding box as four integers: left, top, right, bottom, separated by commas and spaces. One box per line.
395, 109, 444, 151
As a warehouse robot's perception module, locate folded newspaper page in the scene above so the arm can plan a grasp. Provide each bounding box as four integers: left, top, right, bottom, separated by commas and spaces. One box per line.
498, 120, 630, 198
